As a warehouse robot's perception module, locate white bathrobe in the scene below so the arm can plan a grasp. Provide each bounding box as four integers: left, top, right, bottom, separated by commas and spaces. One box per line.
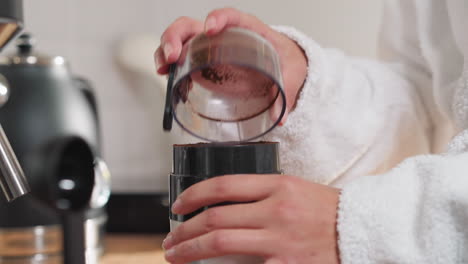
265, 0, 468, 262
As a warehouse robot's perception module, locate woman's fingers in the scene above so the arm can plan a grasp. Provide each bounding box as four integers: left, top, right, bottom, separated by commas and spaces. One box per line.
172, 174, 282, 215
158, 8, 272, 71
204, 8, 270, 37
165, 175, 341, 263
159, 16, 204, 64
165, 202, 268, 249
165, 229, 275, 263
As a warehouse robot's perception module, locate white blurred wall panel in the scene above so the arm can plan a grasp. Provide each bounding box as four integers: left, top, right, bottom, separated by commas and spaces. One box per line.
20, 0, 383, 192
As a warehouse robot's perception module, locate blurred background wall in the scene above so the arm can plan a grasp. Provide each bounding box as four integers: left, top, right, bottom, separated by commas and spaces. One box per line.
14, 0, 383, 192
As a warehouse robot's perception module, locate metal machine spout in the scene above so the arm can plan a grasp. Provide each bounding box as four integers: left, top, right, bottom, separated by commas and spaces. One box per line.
0, 124, 29, 201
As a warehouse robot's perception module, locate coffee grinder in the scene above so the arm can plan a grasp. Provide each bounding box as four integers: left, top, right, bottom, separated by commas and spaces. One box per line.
163, 28, 286, 264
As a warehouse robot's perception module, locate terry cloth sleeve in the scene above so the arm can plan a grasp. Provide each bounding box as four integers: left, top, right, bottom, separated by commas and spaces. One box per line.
337, 130, 468, 263
265, 21, 432, 186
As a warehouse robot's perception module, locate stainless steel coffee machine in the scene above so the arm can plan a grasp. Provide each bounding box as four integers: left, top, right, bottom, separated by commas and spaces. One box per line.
0, 0, 29, 203
0, 1, 110, 263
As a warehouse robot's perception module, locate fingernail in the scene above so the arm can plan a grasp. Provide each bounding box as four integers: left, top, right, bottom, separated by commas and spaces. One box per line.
162, 233, 174, 249
163, 43, 172, 61
205, 17, 217, 33
156, 60, 165, 74
165, 248, 176, 259
172, 199, 182, 213
156, 55, 163, 69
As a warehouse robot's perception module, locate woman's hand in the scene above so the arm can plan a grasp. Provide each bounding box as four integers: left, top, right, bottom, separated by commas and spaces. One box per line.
163, 174, 340, 264
155, 8, 308, 122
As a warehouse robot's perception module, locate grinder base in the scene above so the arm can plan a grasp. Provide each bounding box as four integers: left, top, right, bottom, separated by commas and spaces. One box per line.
169, 142, 281, 264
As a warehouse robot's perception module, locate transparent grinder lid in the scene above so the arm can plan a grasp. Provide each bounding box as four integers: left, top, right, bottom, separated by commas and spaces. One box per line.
163, 27, 286, 142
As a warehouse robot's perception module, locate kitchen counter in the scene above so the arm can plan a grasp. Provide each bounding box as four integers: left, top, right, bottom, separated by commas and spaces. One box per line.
101, 234, 168, 264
